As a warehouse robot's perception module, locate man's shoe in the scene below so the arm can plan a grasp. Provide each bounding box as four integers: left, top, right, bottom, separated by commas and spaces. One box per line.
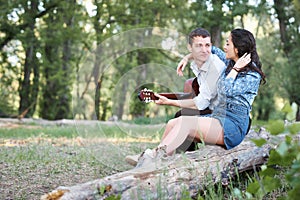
125, 154, 140, 166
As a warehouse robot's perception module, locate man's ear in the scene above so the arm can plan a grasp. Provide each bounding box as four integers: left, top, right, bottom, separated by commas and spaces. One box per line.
187, 44, 192, 52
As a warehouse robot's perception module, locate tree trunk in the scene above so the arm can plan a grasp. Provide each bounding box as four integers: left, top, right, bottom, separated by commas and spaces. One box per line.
55, 1, 75, 120
274, 0, 290, 55
273, 0, 300, 121
41, 14, 59, 120
55, 40, 71, 119
92, 1, 107, 120
116, 80, 128, 120
94, 78, 101, 120
41, 129, 298, 200
210, 0, 224, 47
211, 25, 222, 47
18, 0, 39, 118
296, 105, 300, 121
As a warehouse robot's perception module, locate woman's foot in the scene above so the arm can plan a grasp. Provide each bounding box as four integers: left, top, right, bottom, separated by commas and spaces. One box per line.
135, 149, 155, 168
135, 146, 168, 168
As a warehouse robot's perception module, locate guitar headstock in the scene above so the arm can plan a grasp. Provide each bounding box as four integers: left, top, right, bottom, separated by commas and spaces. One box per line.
138, 88, 157, 103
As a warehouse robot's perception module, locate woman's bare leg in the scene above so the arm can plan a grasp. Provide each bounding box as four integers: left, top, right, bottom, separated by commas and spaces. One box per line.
158, 116, 224, 155
161, 118, 178, 140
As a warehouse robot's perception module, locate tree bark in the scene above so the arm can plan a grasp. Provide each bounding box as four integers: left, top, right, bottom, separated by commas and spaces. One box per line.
274, 0, 290, 55
41, 129, 297, 200
18, 0, 39, 117
296, 105, 300, 121
55, 0, 76, 120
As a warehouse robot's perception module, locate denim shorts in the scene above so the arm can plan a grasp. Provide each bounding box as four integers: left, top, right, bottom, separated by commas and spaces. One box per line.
211, 103, 250, 150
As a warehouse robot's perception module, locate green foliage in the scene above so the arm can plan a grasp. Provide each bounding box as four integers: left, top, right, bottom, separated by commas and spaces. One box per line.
246, 179, 261, 194
282, 102, 293, 114
286, 158, 300, 198
0, 93, 16, 117
97, 185, 121, 199
266, 120, 285, 135
251, 138, 267, 147
282, 102, 298, 121
1, 0, 299, 121
247, 119, 300, 199
262, 176, 281, 193
288, 123, 300, 134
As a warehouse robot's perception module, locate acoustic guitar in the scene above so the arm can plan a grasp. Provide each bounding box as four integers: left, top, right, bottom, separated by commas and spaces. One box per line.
138, 89, 194, 103
138, 77, 199, 103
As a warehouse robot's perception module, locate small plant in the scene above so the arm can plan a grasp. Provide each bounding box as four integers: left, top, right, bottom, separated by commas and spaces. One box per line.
248, 115, 300, 199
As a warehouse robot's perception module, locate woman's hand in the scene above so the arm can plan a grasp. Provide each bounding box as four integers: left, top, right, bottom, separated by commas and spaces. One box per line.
177, 53, 192, 76
233, 53, 251, 71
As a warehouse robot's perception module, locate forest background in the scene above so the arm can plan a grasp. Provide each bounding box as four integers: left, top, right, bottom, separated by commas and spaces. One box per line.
1, 0, 300, 123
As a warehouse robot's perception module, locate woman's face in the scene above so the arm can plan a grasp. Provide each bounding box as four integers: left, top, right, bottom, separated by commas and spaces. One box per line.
223, 35, 238, 62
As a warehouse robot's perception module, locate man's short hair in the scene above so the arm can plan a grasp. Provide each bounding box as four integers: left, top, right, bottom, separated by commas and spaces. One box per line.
188, 28, 211, 45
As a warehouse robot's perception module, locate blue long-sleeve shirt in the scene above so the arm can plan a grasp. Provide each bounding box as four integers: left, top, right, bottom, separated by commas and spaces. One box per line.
217, 69, 262, 112
212, 46, 229, 66
212, 46, 261, 111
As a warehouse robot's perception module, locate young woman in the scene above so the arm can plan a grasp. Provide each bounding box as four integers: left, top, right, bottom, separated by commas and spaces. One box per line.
135, 28, 266, 167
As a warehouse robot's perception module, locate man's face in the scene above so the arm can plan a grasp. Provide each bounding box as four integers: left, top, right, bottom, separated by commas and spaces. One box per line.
188, 36, 212, 64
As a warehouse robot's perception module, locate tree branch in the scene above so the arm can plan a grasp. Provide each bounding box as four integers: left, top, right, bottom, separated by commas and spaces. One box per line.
0, 3, 58, 50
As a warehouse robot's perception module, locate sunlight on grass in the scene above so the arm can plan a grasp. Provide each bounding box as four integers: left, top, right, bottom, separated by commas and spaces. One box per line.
0, 121, 163, 148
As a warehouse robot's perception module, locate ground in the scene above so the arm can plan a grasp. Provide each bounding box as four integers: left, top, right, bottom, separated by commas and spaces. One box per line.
0, 119, 158, 200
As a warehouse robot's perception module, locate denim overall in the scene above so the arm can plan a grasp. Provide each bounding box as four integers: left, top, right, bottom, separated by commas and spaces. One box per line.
211, 102, 250, 149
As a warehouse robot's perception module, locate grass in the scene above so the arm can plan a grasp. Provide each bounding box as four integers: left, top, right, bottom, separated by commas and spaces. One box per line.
0, 119, 289, 200
0, 121, 162, 200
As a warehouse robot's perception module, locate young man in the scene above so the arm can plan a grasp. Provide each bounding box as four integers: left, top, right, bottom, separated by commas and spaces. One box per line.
171, 28, 227, 117
125, 28, 227, 166
156, 28, 227, 152
159, 28, 226, 116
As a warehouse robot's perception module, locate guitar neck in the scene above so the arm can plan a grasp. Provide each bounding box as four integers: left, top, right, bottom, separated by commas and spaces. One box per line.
138, 89, 195, 103
158, 92, 193, 100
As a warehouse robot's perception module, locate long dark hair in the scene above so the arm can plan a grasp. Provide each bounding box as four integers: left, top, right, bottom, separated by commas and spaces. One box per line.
226, 28, 266, 84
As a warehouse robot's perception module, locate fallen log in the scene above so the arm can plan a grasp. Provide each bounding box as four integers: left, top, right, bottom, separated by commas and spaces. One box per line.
41, 128, 298, 200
